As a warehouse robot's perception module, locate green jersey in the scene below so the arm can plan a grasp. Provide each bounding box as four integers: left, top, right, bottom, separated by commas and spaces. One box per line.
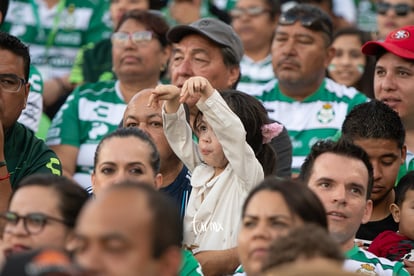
2, 0, 112, 80
6, 122, 62, 189
18, 65, 43, 133
70, 38, 113, 84
46, 80, 127, 190
258, 78, 368, 173
237, 54, 274, 97
344, 245, 409, 275
180, 250, 203, 276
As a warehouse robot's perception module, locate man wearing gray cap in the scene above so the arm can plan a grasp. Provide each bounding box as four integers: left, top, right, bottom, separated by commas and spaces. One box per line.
166, 17, 291, 275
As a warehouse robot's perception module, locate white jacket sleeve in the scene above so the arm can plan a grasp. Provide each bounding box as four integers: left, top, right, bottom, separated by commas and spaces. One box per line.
162, 104, 202, 172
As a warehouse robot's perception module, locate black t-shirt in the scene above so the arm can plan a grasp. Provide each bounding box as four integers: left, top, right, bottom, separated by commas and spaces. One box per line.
356, 213, 398, 243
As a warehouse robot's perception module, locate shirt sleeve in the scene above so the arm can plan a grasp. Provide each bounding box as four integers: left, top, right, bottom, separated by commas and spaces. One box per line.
163, 104, 202, 172
46, 89, 81, 147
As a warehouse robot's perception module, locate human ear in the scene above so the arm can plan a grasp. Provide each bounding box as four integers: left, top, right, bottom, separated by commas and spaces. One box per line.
390, 203, 401, 223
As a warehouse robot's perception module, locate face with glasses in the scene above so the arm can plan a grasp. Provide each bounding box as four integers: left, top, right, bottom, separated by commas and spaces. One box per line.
111, 18, 170, 81
0, 49, 29, 129
2, 186, 72, 256
231, 0, 278, 53
376, 0, 414, 40
272, 19, 334, 99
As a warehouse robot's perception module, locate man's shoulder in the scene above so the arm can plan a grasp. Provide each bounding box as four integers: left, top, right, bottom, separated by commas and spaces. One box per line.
324, 78, 368, 100
6, 123, 62, 185
75, 80, 117, 97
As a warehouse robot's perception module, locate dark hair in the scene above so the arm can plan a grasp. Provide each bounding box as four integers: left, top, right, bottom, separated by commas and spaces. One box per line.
194, 90, 277, 176
0, 32, 30, 81
15, 174, 89, 228
94, 127, 160, 175
0, 0, 9, 25
298, 0, 333, 11
242, 177, 328, 228
262, 223, 344, 272
342, 100, 405, 149
281, 4, 333, 45
105, 181, 182, 259
264, 0, 282, 19
220, 45, 241, 89
395, 171, 414, 206
299, 139, 374, 200
330, 27, 375, 98
115, 9, 169, 48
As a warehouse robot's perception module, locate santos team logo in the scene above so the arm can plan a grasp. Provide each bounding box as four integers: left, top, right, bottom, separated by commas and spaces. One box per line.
316, 103, 335, 124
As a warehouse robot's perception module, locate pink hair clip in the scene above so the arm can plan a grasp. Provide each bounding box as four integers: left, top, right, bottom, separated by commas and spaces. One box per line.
261, 122, 283, 144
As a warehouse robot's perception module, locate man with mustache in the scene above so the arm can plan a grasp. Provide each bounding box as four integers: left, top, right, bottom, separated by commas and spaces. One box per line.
299, 139, 409, 275
258, 4, 368, 175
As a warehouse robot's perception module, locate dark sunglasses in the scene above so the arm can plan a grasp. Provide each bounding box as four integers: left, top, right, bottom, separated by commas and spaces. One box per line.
377, 2, 414, 16
278, 13, 332, 38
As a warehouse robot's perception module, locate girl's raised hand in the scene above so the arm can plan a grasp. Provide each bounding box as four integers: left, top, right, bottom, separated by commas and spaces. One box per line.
148, 84, 182, 114
181, 76, 215, 103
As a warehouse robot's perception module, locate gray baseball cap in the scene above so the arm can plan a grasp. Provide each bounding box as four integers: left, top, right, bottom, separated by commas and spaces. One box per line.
167, 18, 244, 63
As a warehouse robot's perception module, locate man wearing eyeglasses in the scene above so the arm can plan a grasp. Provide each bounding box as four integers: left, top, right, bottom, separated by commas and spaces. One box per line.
376, 0, 414, 40
0, 32, 62, 222
258, 4, 368, 175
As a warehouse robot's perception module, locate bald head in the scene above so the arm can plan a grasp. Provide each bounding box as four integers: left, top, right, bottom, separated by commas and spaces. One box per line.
122, 88, 180, 177
74, 183, 182, 275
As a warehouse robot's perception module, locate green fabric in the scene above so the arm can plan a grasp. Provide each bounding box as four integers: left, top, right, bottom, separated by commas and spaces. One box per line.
35, 113, 51, 141
1, 0, 112, 78
46, 80, 126, 189
180, 250, 203, 276
258, 78, 368, 173
345, 245, 409, 275
70, 39, 114, 84
6, 122, 62, 188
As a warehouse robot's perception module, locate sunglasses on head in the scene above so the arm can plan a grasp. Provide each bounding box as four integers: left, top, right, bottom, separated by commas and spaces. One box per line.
278, 13, 332, 38
377, 2, 414, 16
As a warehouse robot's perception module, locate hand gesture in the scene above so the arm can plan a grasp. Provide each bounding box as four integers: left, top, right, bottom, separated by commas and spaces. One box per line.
148, 84, 182, 114
180, 76, 215, 104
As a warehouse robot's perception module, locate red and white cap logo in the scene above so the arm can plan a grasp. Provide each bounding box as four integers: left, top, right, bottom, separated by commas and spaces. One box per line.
392, 30, 410, 40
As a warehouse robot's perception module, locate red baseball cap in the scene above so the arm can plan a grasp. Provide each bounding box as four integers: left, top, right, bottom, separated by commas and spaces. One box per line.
362, 26, 414, 60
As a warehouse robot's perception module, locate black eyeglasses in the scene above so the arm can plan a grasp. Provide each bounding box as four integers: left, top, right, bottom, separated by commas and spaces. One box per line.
0, 74, 26, 93
377, 2, 414, 16
230, 6, 270, 19
278, 12, 332, 38
0, 211, 68, 235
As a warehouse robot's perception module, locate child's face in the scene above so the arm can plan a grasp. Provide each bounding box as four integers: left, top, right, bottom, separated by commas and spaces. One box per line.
396, 190, 414, 240
195, 117, 228, 173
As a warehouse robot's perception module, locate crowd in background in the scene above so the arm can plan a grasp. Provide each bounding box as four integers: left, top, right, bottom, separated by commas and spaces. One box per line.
0, 0, 413, 275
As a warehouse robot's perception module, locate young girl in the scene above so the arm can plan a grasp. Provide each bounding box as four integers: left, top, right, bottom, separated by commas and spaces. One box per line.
149, 76, 281, 253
